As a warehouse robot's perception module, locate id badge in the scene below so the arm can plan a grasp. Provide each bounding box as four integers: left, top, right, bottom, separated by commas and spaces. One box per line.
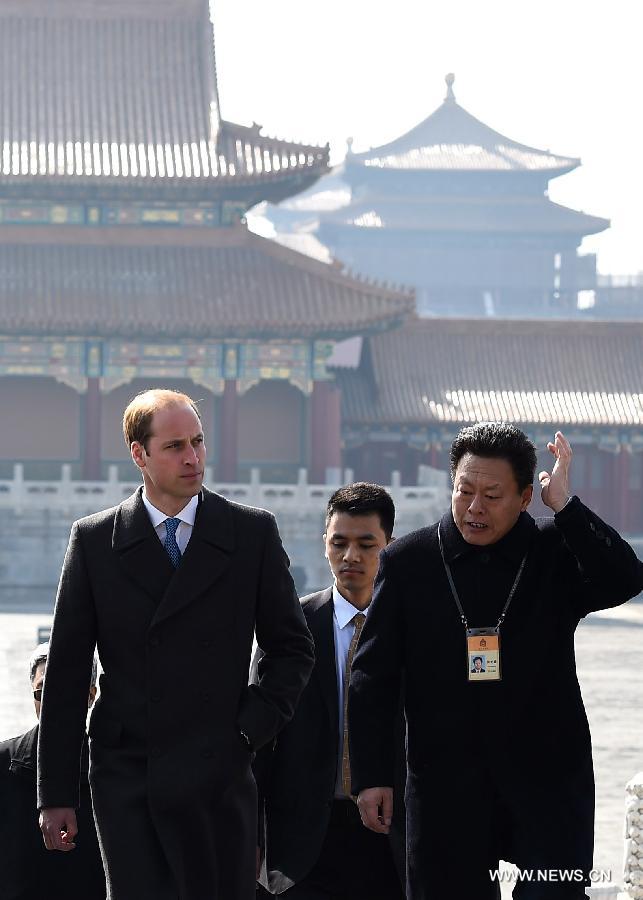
466, 627, 501, 682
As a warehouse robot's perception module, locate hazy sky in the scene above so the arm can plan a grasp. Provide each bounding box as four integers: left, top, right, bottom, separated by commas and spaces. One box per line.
214, 0, 643, 275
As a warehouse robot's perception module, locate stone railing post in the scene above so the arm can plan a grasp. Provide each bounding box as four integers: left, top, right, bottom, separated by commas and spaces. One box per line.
623, 771, 643, 899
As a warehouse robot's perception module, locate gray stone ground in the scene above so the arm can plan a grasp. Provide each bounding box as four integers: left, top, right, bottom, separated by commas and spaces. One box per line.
1, 599, 641, 897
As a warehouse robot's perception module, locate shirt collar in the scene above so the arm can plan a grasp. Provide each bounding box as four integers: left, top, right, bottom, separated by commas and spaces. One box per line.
332, 583, 370, 629
142, 491, 199, 528
439, 507, 535, 565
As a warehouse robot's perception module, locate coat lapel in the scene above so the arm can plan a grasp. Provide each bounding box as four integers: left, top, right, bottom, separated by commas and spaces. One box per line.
150, 487, 235, 628
112, 488, 175, 606
306, 588, 339, 731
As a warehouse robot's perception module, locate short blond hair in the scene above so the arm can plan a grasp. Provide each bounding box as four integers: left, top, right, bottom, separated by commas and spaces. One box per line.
123, 389, 201, 450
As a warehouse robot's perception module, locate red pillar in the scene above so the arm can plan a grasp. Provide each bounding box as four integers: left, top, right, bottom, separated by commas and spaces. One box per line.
218, 379, 238, 482
82, 377, 102, 480
310, 381, 341, 484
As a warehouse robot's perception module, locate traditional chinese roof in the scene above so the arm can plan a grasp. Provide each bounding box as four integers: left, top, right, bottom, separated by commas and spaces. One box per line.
0, 0, 329, 202
322, 196, 609, 236
338, 318, 643, 427
0, 225, 414, 340
349, 74, 579, 176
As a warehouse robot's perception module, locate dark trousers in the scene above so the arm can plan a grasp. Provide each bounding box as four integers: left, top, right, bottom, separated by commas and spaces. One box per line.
259, 799, 404, 900
406, 767, 591, 900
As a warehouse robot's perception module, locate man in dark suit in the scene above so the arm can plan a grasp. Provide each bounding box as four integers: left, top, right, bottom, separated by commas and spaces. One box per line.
37, 388, 314, 900
350, 424, 643, 900
253, 482, 405, 899
0, 643, 105, 900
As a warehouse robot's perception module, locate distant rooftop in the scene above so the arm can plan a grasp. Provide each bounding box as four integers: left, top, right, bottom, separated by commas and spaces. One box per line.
349, 74, 579, 176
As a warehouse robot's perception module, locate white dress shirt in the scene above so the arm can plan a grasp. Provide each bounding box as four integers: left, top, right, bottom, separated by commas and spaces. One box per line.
332, 584, 370, 797
142, 491, 199, 555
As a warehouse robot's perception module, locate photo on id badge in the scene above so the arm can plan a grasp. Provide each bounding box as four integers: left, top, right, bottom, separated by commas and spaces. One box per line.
467, 630, 501, 681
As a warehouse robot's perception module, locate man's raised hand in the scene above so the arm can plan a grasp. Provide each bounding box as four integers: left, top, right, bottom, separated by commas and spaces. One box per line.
39, 807, 78, 851
357, 787, 393, 834
539, 431, 572, 513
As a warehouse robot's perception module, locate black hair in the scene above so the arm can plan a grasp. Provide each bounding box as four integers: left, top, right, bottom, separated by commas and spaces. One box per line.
450, 422, 537, 492
325, 482, 395, 540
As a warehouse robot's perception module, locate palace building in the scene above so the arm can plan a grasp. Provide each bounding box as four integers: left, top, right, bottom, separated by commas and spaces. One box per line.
0, 1, 640, 538
0, 0, 412, 485
265, 74, 610, 318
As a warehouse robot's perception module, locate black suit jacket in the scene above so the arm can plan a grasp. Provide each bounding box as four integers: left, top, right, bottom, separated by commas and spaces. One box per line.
37, 486, 314, 900
349, 497, 643, 893
252, 588, 405, 895
0, 725, 105, 900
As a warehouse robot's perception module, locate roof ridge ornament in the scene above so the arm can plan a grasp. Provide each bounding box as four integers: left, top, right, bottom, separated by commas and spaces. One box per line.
444, 72, 456, 103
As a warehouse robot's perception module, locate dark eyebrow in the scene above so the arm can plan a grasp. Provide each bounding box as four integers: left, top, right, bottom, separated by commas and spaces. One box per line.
459, 478, 502, 490
331, 532, 378, 541
162, 432, 203, 448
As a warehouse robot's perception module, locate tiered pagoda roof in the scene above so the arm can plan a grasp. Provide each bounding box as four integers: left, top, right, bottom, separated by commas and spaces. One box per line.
0, 225, 414, 340
349, 74, 579, 175
0, 0, 329, 205
263, 74, 609, 250
338, 318, 643, 428
334, 197, 608, 236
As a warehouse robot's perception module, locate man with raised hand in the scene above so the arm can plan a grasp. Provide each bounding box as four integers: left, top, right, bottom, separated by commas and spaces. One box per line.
38, 388, 314, 900
349, 424, 643, 900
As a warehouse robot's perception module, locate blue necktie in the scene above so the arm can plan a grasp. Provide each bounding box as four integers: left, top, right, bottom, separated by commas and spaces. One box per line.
164, 518, 182, 568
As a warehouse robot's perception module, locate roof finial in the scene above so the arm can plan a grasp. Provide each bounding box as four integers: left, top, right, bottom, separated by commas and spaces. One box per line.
444, 72, 456, 102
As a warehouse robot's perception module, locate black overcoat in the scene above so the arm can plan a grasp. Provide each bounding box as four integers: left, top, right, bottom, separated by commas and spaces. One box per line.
37, 487, 314, 900
349, 497, 643, 900
0, 725, 105, 900
252, 588, 406, 894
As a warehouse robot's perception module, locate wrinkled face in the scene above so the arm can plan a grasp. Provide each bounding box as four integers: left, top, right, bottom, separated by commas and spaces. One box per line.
324, 512, 389, 598
451, 453, 532, 546
131, 403, 205, 506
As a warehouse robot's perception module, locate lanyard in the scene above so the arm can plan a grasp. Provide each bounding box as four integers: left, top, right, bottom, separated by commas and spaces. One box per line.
437, 523, 529, 632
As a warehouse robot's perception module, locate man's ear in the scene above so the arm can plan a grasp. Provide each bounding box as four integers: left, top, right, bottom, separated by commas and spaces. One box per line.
521, 484, 534, 511
131, 441, 146, 470
387, 535, 396, 545
322, 533, 329, 560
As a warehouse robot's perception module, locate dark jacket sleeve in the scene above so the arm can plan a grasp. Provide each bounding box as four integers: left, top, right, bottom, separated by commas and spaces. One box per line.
237, 515, 314, 751
348, 549, 405, 794
553, 496, 643, 617
38, 522, 97, 810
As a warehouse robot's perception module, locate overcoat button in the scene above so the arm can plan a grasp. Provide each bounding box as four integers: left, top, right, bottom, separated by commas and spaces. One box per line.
202, 748, 214, 759
151, 747, 161, 758
605, 536, 612, 547
596, 529, 605, 540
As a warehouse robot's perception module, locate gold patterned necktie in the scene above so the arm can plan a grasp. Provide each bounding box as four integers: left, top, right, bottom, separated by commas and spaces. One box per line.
342, 612, 366, 799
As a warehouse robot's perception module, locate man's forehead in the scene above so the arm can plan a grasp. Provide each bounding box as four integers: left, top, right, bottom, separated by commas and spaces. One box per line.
455, 454, 515, 483
326, 511, 384, 537
149, 403, 201, 436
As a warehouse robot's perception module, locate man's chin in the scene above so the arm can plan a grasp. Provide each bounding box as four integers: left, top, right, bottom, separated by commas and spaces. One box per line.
459, 523, 494, 544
